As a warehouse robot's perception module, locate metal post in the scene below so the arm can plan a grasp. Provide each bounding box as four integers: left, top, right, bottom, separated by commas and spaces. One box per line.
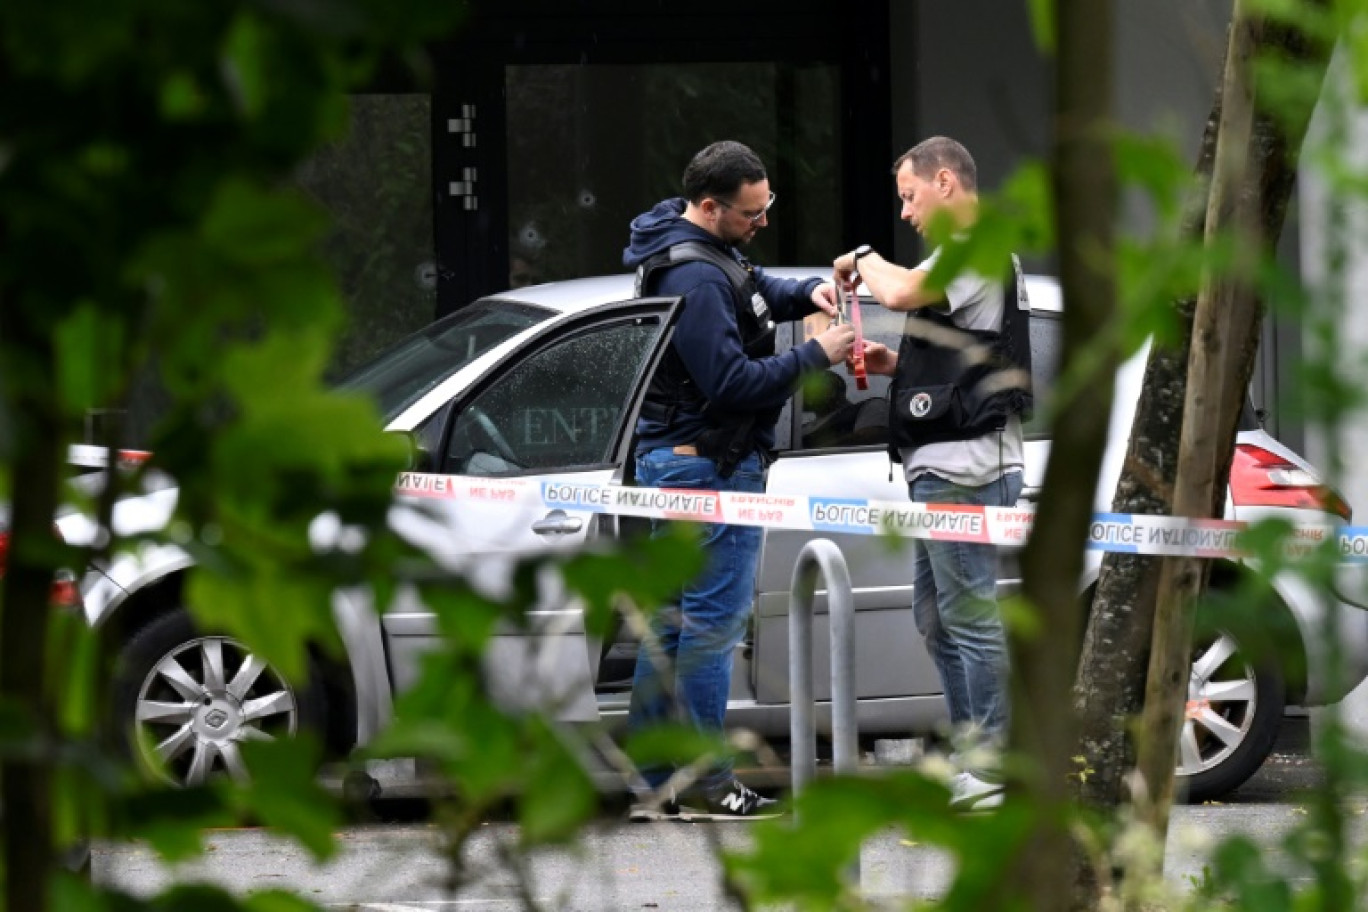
788, 537, 859, 795
788, 539, 859, 886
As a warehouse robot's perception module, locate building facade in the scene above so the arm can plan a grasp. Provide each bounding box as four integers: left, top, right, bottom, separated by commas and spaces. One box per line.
314, 1, 1320, 464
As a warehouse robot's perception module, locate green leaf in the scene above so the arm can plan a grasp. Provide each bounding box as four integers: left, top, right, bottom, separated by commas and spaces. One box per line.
921, 161, 1053, 299
999, 594, 1043, 640
54, 303, 125, 415
245, 891, 326, 912
201, 179, 331, 266
561, 524, 702, 639
418, 580, 505, 650
221, 13, 268, 117
160, 70, 209, 120
186, 566, 333, 682
48, 611, 100, 735
374, 655, 524, 801
620, 723, 732, 770
1026, 0, 1055, 54
1114, 131, 1193, 224
1254, 55, 1331, 136
238, 735, 340, 860
365, 717, 472, 762
0, 696, 40, 754
110, 785, 237, 862
147, 884, 261, 911
1249, 0, 1340, 45
520, 719, 597, 843
1207, 835, 1294, 911
49, 873, 137, 912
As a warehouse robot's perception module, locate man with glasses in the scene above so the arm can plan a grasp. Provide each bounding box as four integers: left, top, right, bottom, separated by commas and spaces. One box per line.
623, 140, 853, 820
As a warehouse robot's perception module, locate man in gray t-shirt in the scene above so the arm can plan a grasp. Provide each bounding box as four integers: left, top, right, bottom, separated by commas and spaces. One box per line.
897, 246, 1027, 488
833, 136, 1025, 812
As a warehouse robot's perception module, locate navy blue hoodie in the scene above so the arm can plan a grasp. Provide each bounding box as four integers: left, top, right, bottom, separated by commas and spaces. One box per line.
623, 198, 830, 452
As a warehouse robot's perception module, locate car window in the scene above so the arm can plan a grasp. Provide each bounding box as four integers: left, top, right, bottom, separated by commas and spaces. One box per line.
797, 299, 901, 450
794, 299, 1063, 450
336, 299, 552, 423
444, 318, 663, 476
1025, 311, 1061, 439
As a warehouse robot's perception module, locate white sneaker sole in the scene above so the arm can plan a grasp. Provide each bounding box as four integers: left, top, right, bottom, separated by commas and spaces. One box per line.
950, 791, 1004, 812
675, 804, 784, 821
627, 805, 680, 822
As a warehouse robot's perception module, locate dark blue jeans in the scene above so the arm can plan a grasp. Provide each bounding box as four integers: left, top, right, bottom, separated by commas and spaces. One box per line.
909, 471, 1023, 751
627, 448, 765, 793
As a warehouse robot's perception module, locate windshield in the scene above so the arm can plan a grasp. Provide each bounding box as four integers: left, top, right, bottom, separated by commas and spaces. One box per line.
337, 299, 553, 422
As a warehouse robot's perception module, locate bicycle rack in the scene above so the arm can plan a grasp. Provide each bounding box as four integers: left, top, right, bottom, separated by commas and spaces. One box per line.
788, 537, 859, 799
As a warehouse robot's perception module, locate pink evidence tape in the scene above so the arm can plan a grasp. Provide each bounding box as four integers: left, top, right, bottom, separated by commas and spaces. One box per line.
393, 472, 1368, 562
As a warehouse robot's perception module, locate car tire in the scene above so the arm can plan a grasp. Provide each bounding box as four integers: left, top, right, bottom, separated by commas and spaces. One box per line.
111, 608, 327, 787
1174, 625, 1285, 804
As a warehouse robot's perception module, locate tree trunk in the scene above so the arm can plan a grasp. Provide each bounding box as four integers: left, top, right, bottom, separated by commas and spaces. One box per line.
0, 300, 61, 912
1069, 2, 1332, 906
1135, 0, 1262, 834
1006, 0, 1116, 909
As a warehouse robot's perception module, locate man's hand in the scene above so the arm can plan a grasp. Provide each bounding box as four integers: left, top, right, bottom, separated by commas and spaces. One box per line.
832, 250, 865, 287
816, 322, 856, 365
852, 340, 897, 376
810, 281, 839, 317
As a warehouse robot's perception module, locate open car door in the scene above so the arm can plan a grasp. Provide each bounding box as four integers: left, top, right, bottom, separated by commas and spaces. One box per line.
385, 297, 684, 722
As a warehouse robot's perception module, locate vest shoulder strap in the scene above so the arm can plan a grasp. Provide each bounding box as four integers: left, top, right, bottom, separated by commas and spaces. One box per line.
635, 240, 751, 298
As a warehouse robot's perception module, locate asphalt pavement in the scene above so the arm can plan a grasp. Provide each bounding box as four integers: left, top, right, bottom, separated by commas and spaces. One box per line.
93, 718, 1356, 911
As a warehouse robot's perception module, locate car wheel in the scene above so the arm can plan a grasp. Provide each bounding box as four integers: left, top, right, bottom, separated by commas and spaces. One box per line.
1173, 626, 1285, 803
112, 609, 327, 786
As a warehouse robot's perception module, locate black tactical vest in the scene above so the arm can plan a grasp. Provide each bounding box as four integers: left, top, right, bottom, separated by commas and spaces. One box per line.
887, 259, 1033, 458
635, 240, 778, 429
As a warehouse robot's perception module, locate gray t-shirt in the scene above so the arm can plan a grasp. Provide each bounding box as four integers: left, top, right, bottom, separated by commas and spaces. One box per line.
898, 249, 1027, 488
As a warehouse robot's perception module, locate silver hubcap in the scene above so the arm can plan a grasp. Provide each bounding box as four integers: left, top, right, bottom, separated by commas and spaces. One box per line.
1175, 632, 1258, 779
134, 636, 297, 786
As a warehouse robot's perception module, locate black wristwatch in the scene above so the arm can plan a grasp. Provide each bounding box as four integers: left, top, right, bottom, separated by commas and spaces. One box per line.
852, 244, 875, 263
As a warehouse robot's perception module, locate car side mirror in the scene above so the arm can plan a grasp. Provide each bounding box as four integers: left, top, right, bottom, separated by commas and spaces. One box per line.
402, 432, 435, 473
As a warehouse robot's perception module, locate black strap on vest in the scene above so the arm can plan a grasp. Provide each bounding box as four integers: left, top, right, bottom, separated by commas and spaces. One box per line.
635, 240, 773, 428
635, 240, 777, 478
887, 260, 1033, 457
634, 240, 752, 299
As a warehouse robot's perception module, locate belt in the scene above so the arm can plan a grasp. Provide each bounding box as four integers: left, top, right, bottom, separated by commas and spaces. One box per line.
672, 444, 698, 456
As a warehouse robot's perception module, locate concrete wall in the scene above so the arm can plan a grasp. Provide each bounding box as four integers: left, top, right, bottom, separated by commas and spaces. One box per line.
1300, 60, 1368, 529
890, 0, 1049, 267
895, 3, 1368, 731
890, 0, 1228, 266
1301, 59, 1368, 734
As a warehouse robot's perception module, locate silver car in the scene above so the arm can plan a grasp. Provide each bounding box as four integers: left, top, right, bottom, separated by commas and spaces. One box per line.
68, 271, 1368, 802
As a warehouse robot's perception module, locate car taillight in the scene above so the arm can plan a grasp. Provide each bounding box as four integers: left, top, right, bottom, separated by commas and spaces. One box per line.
0, 527, 82, 609
1230, 443, 1352, 521
49, 570, 80, 609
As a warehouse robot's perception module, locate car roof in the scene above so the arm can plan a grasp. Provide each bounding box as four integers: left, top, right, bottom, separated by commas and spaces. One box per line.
487, 269, 1062, 316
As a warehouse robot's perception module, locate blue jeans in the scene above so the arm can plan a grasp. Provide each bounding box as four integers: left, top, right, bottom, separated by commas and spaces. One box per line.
909, 471, 1022, 752
627, 448, 765, 793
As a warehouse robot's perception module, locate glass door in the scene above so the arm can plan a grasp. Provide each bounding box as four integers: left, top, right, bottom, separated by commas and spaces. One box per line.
504, 63, 842, 287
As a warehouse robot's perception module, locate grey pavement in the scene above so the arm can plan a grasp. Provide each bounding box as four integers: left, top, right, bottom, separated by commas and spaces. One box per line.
93, 720, 1360, 910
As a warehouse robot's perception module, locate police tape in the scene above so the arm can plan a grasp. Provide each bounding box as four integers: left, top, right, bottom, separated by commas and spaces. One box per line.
395, 471, 1368, 562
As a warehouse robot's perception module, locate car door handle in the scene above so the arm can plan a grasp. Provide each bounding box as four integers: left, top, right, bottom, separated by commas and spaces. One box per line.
531, 510, 584, 535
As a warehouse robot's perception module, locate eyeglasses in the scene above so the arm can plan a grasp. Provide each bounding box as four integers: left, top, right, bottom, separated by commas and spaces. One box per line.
716, 191, 776, 225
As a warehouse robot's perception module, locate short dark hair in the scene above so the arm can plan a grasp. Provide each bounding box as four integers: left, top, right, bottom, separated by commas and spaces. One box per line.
682, 141, 767, 204
893, 136, 978, 193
